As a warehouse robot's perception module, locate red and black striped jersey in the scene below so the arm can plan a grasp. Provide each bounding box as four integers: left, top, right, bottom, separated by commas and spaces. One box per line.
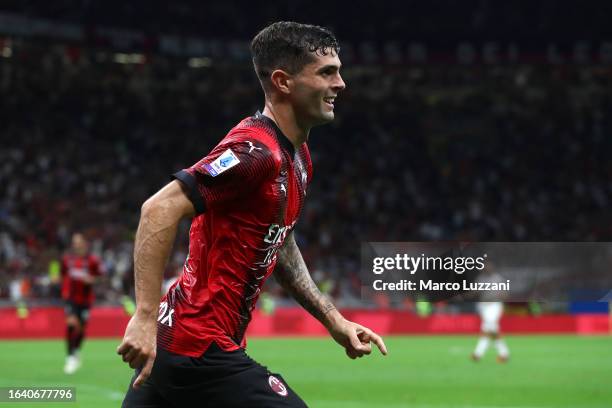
61, 253, 101, 306
158, 112, 312, 357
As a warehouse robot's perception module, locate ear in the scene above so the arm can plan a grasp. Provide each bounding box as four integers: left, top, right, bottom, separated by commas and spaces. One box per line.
270, 69, 292, 95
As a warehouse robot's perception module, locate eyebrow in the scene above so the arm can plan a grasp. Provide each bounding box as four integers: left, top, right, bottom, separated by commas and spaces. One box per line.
316, 64, 341, 73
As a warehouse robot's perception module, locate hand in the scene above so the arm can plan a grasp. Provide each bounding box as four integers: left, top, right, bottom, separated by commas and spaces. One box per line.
116, 311, 157, 389
328, 318, 388, 359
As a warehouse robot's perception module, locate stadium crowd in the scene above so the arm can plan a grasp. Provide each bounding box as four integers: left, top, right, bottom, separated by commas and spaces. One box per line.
1, 0, 608, 43
1, 39, 611, 307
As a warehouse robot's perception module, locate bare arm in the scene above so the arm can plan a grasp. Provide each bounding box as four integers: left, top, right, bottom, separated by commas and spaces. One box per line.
132, 180, 195, 315
274, 230, 340, 327
117, 180, 195, 387
274, 231, 387, 358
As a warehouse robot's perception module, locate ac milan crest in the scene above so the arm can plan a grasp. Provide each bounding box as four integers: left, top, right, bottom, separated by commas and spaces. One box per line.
268, 375, 288, 397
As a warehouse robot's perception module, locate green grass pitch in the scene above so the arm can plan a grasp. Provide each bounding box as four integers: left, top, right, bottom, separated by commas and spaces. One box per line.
0, 335, 610, 407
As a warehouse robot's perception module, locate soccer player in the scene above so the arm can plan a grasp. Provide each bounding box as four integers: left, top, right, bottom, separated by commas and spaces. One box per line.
61, 232, 101, 374
118, 21, 387, 407
472, 267, 510, 363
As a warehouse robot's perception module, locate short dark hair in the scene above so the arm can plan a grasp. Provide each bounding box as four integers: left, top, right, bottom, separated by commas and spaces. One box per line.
250, 21, 340, 90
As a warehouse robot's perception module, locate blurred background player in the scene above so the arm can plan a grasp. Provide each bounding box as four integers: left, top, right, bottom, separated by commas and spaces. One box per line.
472, 265, 510, 362
61, 232, 101, 374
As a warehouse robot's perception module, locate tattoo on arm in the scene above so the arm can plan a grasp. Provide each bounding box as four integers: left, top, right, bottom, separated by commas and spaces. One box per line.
274, 232, 337, 323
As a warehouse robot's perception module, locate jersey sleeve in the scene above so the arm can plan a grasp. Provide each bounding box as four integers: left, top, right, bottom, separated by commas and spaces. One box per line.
173, 135, 277, 214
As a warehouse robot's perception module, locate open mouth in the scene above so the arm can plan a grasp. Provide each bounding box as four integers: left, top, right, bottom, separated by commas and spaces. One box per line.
323, 96, 336, 108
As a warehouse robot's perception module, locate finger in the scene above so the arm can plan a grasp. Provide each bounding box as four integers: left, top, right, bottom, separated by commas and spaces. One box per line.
129, 353, 148, 369
364, 329, 388, 356
117, 341, 131, 355
133, 357, 154, 389
132, 370, 148, 389
348, 346, 366, 358
356, 326, 387, 356
122, 347, 140, 364
357, 330, 371, 342
348, 331, 368, 352
355, 333, 372, 355
349, 326, 370, 352
345, 348, 357, 359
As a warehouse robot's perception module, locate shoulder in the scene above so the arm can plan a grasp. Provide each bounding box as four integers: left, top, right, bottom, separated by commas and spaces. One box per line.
229, 116, 282, 155
219, 120, 284, 169
191, 114, 284, 178
204, 132, 278, 177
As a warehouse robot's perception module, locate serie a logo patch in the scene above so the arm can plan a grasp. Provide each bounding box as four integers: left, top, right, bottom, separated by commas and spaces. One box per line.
203, 149, 240, 176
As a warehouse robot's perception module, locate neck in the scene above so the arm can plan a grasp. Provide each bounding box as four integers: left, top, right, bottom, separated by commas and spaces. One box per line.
262, 100, 310, 149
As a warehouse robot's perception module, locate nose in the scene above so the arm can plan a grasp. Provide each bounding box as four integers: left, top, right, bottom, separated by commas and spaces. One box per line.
333, 73, 346, 92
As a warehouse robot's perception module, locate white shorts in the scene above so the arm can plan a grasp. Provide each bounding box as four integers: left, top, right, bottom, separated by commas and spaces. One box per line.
477, 302, 503, 333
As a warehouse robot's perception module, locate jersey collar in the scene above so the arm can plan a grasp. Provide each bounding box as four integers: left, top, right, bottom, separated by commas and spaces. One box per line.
255, 111, 295, 157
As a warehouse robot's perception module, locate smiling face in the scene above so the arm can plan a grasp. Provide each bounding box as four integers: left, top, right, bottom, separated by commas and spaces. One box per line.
288, 51, 346, 127
250, 22, 345, 130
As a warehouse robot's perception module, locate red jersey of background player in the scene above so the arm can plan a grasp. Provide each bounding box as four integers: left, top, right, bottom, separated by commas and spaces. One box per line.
158, 111, 312, 357
61, 253, 101, 306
